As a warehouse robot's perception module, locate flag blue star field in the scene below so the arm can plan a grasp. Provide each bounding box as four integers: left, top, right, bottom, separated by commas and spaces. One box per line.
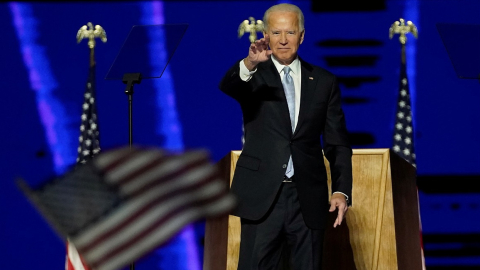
18, 146, 236, 270
77, 63, 100, 164
392, 61, 416, 167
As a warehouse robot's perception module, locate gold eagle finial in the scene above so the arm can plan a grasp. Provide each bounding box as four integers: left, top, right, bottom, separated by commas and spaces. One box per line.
77, 22, 107, 49
389, 18, 418, 45
238, 17, 264, 43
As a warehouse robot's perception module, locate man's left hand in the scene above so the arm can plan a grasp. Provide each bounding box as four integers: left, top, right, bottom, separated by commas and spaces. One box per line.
329, 193, 348, 228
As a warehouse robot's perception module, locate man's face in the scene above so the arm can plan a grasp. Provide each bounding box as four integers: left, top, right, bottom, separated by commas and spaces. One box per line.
264, 11, 305, 65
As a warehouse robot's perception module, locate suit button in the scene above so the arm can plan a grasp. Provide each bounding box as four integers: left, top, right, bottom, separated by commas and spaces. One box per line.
282, 164, 287, 168
290, 141, 293, 145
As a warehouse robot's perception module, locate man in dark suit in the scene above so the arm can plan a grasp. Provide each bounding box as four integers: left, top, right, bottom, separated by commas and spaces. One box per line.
219, 3, 352, 270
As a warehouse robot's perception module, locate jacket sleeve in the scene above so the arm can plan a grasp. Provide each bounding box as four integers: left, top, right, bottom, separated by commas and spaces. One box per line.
219, 60, 254, 101
322, 75, 353, 206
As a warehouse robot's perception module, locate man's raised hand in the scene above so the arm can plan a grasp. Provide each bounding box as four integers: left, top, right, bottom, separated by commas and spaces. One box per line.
244, 35, 272, 71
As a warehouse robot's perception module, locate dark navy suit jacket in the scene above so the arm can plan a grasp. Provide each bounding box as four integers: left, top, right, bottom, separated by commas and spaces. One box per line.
219, 57, 352, 230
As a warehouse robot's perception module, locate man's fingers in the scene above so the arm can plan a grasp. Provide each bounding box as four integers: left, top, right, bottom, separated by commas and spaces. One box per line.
255, 40, 263, 52
333, 208, 345, 228
334, 214, 343, 228
260, 38, 269, 50
337, 207, 345, 220
329, 203, 336, 212
250, 42, 258, 54
247, 38, 271, 63
333, 205, 348, 228
333, 213, 343, 228
255, 38, 269, 50
251, 39, 265, 53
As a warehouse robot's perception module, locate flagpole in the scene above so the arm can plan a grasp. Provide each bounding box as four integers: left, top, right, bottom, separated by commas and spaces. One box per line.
389, 18, 418, 165
389, 18, 426, 270
74, 21, 115, 270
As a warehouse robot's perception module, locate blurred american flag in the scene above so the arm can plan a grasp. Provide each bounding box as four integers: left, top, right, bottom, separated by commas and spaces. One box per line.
19, 146, 235, 270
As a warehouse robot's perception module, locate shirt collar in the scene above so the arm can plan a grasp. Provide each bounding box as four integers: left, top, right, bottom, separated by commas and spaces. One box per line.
271, 55, 300, 75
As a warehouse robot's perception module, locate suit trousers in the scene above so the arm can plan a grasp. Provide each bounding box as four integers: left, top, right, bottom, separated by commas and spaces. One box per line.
237, 181, 325, 270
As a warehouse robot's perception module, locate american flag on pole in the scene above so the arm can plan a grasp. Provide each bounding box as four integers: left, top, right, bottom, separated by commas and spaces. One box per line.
66, 57, 100, 270
18, 146, 235, 270
391, 57, 426, 270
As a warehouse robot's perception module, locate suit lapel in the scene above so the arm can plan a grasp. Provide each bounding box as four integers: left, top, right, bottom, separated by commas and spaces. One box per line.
258, 59, 293, 134
294, 59, 315, 137
258, 59, 282, 89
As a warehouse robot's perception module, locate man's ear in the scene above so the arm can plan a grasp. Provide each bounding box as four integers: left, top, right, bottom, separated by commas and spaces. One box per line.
300, 30, 305, 44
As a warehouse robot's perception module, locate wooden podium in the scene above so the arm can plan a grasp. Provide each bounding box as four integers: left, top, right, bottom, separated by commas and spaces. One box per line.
204, 149, 423, 270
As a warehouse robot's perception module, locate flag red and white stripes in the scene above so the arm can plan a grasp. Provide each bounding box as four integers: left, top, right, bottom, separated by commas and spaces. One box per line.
66, 240, 89, 270
68, 147, 235, 270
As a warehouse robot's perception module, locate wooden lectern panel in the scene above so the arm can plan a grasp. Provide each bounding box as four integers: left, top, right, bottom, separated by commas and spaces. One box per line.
204, 151, 241, 270
204, 149, 422, 270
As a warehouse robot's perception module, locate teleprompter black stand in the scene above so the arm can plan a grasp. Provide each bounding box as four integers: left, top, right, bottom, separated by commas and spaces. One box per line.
122, 73, 142, 147
437, 23, 480, 82
105, 23, 188, 270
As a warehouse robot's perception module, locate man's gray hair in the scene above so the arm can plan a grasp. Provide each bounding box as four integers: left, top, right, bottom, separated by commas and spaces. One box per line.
263, 3, 305, 32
